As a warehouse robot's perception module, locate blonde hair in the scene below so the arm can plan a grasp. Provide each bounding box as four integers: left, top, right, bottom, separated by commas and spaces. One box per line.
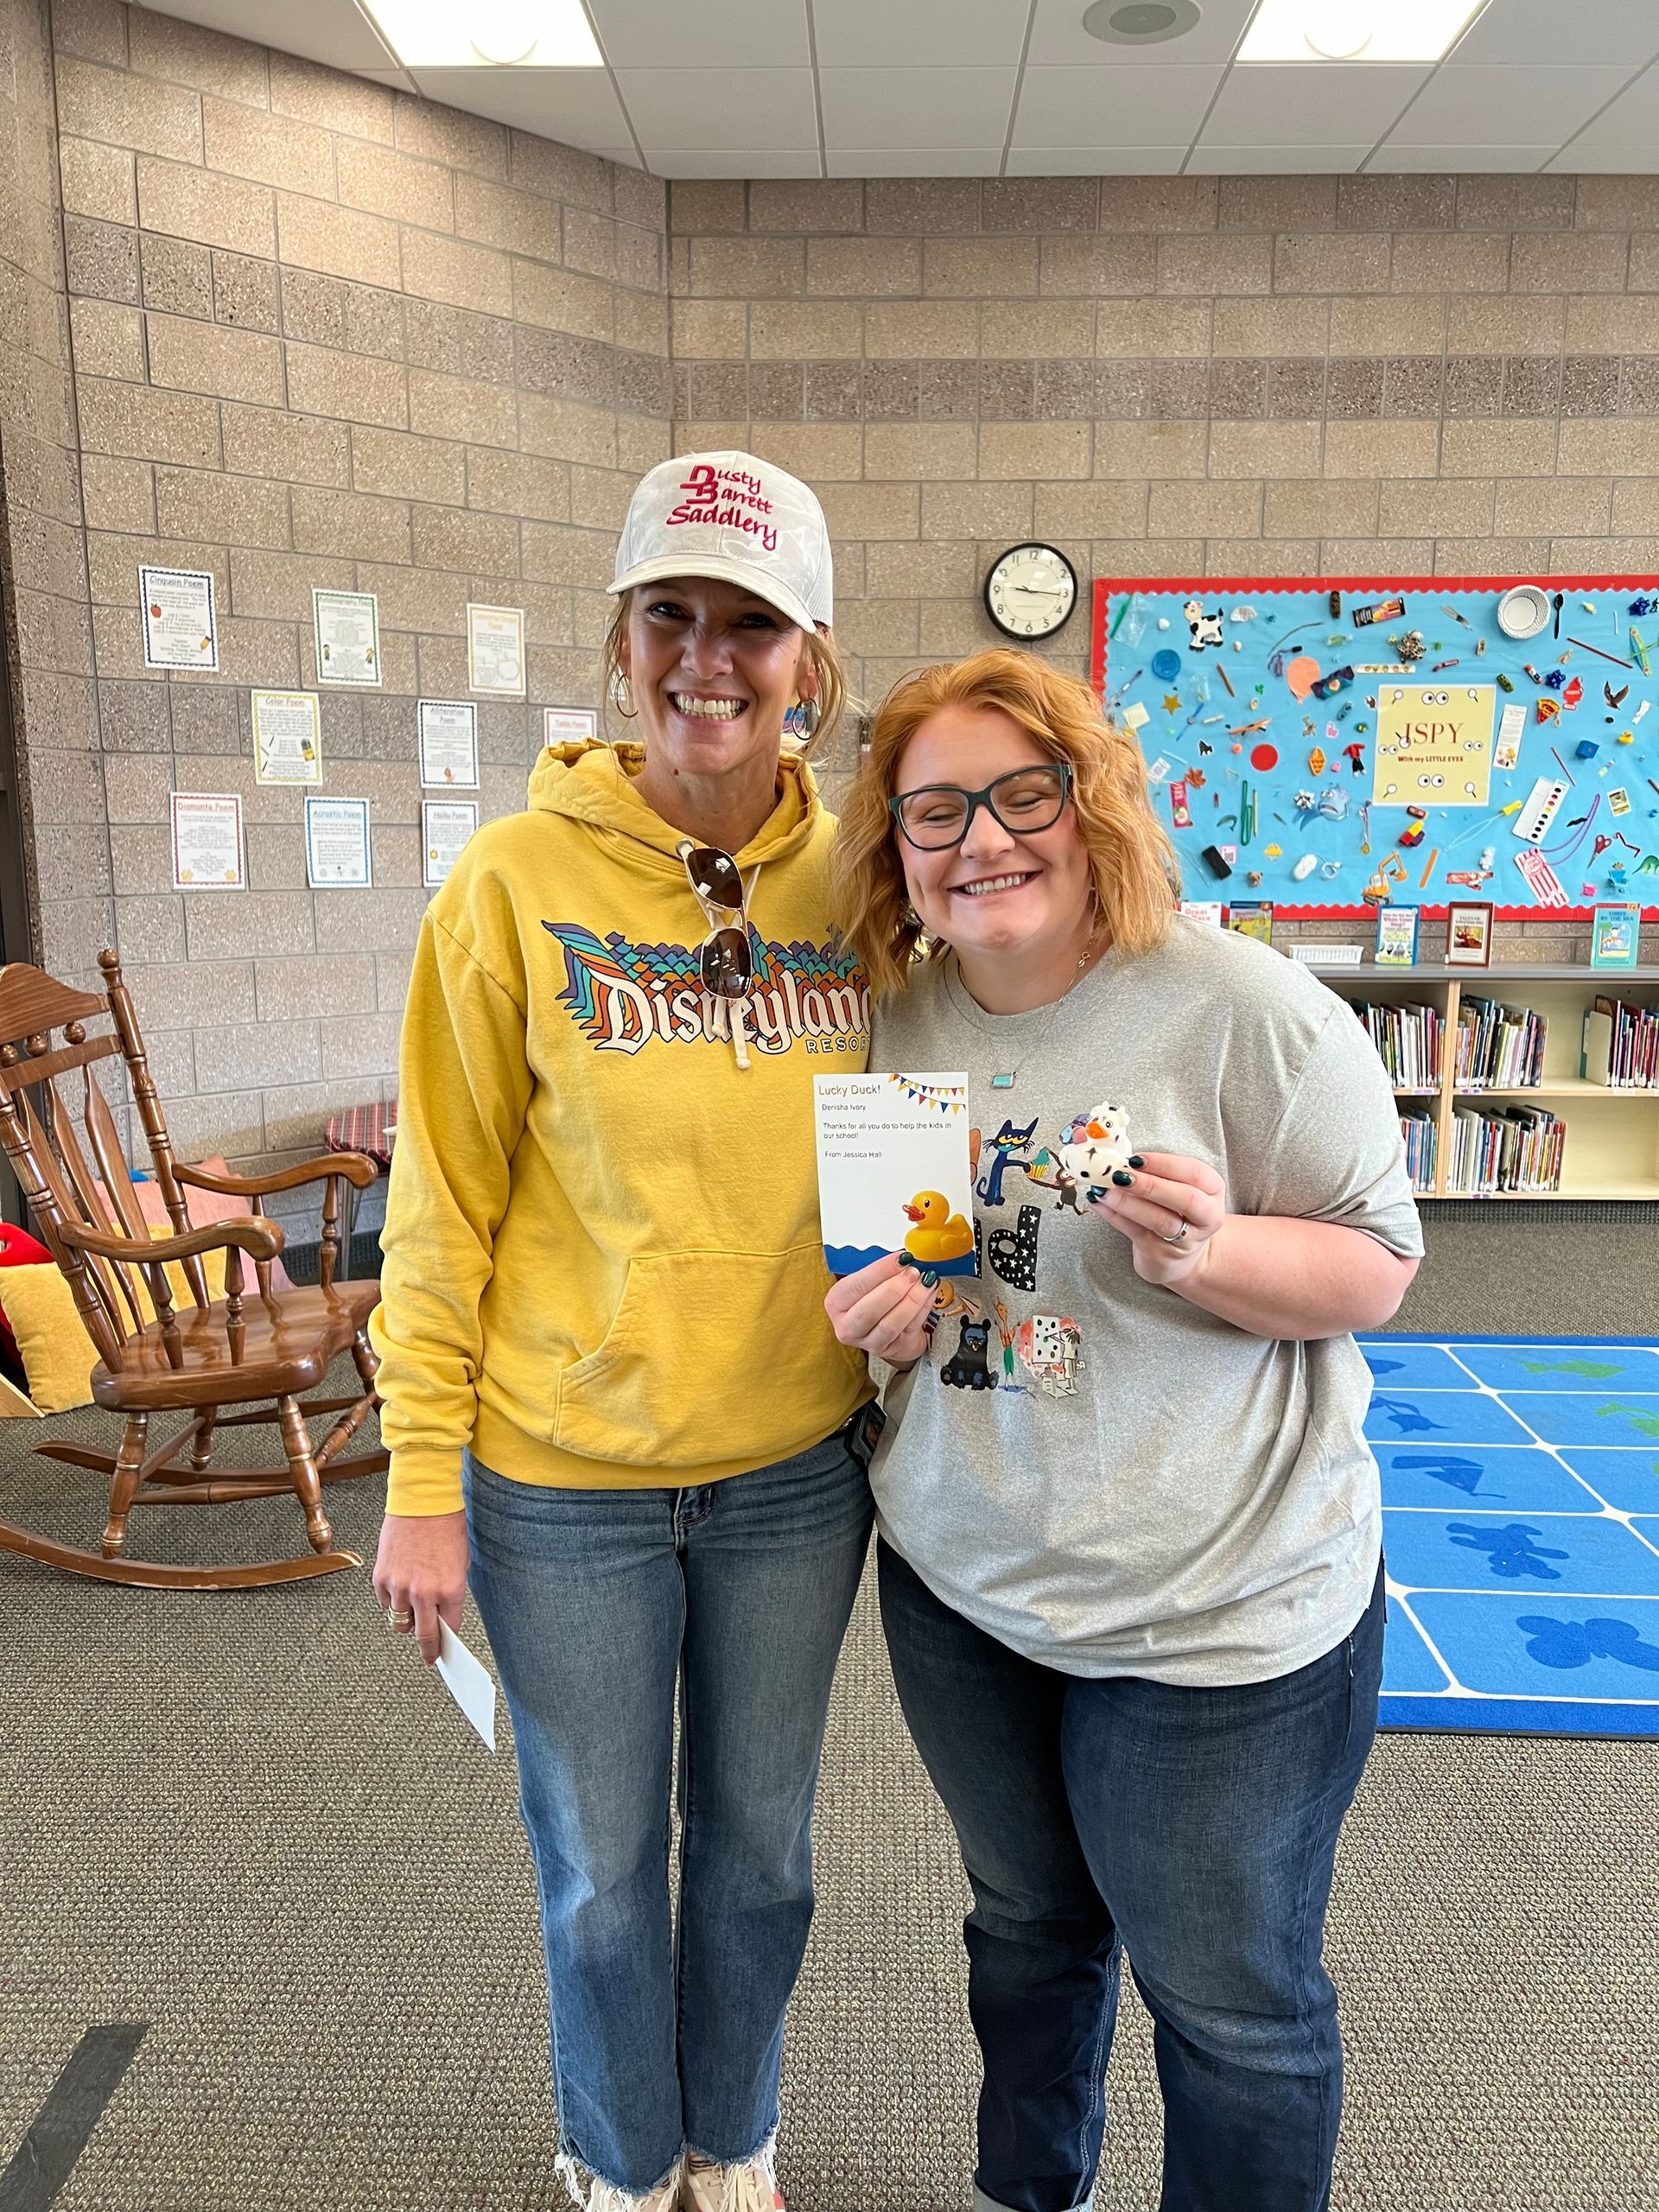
831, 648, 1179, 999
599, 591, 847, 755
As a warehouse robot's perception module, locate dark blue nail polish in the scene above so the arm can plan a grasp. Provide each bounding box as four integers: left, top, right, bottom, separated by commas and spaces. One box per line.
1112, 1170, 1134, 1187
1128, 1154, 1145, 1169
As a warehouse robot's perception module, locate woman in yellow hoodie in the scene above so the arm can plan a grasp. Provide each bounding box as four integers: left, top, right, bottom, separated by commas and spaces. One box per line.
370, 454, 875, 2212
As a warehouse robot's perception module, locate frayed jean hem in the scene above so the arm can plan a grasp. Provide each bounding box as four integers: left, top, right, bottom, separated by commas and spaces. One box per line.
556, 2145, 683, 2205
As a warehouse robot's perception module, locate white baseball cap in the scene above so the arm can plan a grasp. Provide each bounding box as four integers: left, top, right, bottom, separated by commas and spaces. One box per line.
609, 448, 834, 632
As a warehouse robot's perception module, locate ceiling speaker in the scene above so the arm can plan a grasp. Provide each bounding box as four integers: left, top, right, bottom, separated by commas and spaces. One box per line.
1082, 0, 1203, 44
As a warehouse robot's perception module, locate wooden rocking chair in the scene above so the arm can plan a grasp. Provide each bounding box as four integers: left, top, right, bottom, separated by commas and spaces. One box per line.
0, 950, 388, 1588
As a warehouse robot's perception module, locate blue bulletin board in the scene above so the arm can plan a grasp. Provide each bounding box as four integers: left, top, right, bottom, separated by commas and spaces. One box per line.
1090, 575, 1659, 918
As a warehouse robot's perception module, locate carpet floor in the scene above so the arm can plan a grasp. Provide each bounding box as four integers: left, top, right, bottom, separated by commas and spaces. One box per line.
1, 1213, 1655, 2211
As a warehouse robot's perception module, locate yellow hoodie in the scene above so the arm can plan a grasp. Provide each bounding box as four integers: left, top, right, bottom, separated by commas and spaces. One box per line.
370, 740, 873, 1515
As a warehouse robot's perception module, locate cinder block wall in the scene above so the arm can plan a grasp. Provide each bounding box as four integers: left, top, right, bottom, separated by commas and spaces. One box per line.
668, 174, 1659, 963
0, 0, 102, 980
0, 0, 669, 1227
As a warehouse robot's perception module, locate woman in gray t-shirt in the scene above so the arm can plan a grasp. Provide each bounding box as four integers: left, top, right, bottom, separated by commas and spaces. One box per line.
825, 647, 1422, 2212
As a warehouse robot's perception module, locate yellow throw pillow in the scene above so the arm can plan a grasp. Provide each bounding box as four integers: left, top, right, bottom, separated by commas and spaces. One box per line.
2, 1265, 99, 1414
1, 1237, 231, 1416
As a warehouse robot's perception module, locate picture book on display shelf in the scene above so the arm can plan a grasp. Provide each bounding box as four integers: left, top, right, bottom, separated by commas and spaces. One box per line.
1090, 575, 1659, 925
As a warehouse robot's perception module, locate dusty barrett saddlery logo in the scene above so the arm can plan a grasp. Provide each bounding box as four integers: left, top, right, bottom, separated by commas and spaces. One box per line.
543, 923, 870, 1057
665, 462, 779, 553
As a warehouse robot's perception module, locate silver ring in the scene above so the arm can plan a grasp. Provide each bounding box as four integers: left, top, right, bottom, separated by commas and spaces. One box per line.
1159, 1220, 1189, 1245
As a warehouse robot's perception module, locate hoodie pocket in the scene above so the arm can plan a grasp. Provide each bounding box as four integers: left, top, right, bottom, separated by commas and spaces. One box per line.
552, 1243, 863, 1469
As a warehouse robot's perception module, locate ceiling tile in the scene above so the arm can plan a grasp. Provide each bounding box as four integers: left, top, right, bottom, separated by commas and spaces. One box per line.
825, 149, 1003, 176
812, 0, 1029, 69
819, 67, 1015, 149
616, 66, 818, 149
1027, 0, 1257, 68
135, 0, 398, 70
410, 66, 630, 140
1452, 0, 1659, 67
1545, 65, 1659, 168
1005, 144, 1188, 174
1366, 143, 1555, 171
652, 148, 822, 176
1013, 62, 1221, 147
1186, 143, 1374, 172
1200, 61, 1429, 142
587, 0, 810, 69
1384, 63, 1637, 143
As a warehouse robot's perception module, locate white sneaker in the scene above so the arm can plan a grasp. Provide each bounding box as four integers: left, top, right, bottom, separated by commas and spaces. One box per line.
681, 2145, 785, 2212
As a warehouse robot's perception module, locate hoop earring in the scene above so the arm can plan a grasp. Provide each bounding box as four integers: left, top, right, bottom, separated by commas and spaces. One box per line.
796, 697, 820, 738
610, 670, 636, 719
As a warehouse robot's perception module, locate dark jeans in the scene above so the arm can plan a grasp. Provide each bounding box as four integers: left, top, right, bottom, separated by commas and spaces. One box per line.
878, 1541, 1386, 2212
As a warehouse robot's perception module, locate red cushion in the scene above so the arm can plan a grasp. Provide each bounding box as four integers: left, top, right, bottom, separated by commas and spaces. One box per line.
0, 1224, 51, 1384
0, 1224, 53, 1268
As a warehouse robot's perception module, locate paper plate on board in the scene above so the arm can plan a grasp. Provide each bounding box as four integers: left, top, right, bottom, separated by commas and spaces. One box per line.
1497, 584, 1551, 639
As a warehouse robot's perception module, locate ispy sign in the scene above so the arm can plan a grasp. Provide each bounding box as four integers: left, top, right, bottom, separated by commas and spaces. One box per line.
1372, 683, 1496, 809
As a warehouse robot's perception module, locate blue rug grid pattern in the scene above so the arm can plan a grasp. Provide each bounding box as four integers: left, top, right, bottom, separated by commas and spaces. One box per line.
1365, 1334, 1659, 1738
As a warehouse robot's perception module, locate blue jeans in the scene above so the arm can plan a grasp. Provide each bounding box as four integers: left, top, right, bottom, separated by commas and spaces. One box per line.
878, 1541, 1385, 2212
467, 1430, 874, 2196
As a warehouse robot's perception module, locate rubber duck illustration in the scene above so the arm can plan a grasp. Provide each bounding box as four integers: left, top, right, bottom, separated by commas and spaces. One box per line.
901, 1191, 975, 1266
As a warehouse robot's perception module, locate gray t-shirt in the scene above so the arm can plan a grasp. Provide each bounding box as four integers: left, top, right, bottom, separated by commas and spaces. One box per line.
868, 915, 1424, 1688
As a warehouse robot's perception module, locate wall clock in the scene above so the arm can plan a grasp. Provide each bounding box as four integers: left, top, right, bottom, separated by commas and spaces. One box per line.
984, 543, 1077, 641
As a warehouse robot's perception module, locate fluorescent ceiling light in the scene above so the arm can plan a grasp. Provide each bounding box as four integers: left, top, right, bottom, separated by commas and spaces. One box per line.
363, 0, 603, 67
1238, 0, 1486, 61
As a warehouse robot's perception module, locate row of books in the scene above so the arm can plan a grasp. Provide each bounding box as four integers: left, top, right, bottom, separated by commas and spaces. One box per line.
1581, 997, 1659, 1090
1353, 1000, 1442, 1091
1447, 1104, 1567, 1196
1398, 1108, 1438, 1195
1454, 996, 1548, 1090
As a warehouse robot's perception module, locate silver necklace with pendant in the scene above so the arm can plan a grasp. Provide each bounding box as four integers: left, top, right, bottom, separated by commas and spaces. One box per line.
988, 924, 1103, 1091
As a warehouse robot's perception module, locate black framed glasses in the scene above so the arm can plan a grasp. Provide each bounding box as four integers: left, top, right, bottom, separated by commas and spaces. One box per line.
889, 762, 1074, 851
678, 840, 754, 1000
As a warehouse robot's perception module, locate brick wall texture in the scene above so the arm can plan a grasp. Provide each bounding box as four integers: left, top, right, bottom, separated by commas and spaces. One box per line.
0, 0, 102, 988
0, 0, 669, 1220
670, 173, 1659, 966
1, 2, 1657, 1220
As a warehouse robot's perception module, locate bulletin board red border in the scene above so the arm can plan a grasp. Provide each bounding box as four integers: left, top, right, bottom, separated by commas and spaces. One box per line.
1090, 573, 1659, 922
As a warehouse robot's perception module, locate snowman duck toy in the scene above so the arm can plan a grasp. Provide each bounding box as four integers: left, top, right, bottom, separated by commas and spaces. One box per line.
1057, 1098, 1135, 1206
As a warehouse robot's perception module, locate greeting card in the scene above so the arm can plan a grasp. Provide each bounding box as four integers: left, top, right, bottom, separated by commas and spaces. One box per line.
814, 1072, 976, 1277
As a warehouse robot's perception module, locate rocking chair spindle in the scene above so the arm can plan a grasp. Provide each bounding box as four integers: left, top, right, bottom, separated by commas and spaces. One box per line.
0, 950, 390, 1589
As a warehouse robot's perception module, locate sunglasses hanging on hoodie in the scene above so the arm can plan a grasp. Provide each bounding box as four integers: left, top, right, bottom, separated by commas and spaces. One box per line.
680, 838, 760, 1067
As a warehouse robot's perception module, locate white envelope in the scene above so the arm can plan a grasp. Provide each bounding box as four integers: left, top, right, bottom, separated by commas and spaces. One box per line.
436, 1619, 497, 1751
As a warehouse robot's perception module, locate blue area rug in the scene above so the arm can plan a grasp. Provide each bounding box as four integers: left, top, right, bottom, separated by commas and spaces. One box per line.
1363, 1335, 1659, 1738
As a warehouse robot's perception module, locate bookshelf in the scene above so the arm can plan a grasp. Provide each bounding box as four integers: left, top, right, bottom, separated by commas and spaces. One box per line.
1306, 964, 1659, 1202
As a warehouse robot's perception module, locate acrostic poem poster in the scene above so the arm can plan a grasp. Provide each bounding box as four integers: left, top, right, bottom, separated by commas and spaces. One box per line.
305, 795, 372, 888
